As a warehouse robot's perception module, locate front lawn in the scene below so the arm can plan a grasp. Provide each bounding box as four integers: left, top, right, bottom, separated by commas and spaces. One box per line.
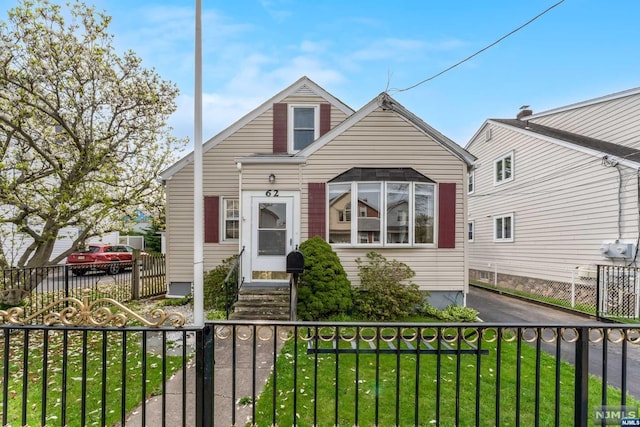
0, 323, 186, 426
252, 327, 639, 426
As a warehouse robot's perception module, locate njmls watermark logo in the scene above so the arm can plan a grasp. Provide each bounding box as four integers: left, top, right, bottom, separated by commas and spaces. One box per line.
593, 406, 639, 425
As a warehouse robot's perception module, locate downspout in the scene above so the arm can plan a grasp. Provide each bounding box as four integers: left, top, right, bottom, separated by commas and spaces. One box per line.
633, 169, 640, 266
237, 161, 243, 253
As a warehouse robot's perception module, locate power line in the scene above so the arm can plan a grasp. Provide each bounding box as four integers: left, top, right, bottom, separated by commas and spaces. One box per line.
388, 0, 566, 94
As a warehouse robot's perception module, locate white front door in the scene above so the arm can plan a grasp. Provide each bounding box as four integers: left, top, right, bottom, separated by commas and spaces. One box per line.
242, 192, 299, 282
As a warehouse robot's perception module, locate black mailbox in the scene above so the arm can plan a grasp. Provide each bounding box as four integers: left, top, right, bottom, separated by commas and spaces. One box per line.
286, 250, 305, 274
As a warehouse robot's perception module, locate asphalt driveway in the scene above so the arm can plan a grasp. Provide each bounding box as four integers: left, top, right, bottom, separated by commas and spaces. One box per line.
467, 285, 597, 323
467, 285, 640, 399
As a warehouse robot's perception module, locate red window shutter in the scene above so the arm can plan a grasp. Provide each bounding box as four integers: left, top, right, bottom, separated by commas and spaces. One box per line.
308, 183, 326, 239
204, 196, 219, 243
273, 103, 287, 153
319, 103, 331, 136
438, 183, 456, 248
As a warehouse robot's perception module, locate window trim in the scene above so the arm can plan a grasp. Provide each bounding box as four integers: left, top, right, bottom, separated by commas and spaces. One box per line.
288, 104, 319, 153
468, 220, 474, 242
493, 213, 514, 242
221, 197, 240, 243
328, 180, 436, 248
494, 151, 514, 185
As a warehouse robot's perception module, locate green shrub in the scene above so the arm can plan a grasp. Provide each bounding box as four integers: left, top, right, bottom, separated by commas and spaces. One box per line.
421, 302, 479, 322
203, 255, 238, 311
297, 236, 352, 320
352, 252, 423, 321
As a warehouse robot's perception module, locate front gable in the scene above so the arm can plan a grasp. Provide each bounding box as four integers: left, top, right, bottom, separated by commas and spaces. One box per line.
160, 76, 354, 181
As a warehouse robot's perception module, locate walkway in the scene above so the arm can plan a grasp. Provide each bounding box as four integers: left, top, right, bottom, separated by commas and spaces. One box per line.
119, 324, 287, 426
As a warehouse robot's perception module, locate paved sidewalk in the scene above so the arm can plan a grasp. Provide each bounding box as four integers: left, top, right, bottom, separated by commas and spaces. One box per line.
120, 325, 287, 426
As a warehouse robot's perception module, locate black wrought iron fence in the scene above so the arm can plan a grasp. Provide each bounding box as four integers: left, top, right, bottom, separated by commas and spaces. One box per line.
3, 316, 638, 426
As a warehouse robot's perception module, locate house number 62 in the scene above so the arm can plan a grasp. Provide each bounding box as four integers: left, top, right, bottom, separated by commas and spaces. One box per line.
265, 190, 279, 197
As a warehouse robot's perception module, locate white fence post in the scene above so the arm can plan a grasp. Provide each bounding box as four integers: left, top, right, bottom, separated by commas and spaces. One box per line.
571, 270, 576, 308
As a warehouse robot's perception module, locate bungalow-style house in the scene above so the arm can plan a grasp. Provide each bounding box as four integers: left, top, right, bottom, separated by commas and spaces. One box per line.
465, 87, 640, 302
160, 77, 475, 307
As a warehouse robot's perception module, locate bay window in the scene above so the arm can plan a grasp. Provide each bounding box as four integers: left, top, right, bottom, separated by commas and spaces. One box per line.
328, 179, 435, 246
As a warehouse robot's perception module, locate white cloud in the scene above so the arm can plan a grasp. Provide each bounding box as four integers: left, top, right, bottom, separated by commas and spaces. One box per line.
300, 40, 331, 54
257, 0, 292, 22
351, 38, 465, 62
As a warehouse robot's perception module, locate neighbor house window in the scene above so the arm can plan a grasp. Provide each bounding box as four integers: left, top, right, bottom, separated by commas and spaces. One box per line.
328, 181, 435, 246
494, 213, 514, 242
222, 198, 239, 241
468, 221, 474, 242
328, 183, 352, 244
494, 151, 513, 185
467, 170, 474, 194
289, 105, 318, 152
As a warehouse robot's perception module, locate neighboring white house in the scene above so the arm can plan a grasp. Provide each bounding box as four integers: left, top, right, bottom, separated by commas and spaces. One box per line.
160, 76, 476, 306
465, 87, 640, 299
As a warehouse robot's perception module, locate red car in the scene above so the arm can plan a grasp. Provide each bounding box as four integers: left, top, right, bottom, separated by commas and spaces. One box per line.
66, 244, 142, 275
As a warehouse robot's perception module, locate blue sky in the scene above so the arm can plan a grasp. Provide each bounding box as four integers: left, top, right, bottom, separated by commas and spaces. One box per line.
3, 1, 640, 150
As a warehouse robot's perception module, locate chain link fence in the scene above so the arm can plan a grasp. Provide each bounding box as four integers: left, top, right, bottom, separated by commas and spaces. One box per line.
469, 263, 598, 314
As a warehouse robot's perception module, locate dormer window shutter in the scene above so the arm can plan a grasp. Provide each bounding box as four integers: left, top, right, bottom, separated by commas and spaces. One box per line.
320, 103, 331, 136
437, 183, 456, 248
204, 196, 219, 243
273, 103, 287, 153
308, 182, 326, 238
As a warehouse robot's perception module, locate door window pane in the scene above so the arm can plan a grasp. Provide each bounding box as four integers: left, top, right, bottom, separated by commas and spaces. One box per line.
258, 203, 286, 255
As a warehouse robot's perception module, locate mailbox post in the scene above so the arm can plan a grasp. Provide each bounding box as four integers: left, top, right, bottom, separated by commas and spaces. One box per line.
286, 249, 305, 320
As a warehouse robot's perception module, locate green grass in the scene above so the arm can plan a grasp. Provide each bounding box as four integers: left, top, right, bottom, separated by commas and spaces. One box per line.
252, 330, 640, 427
0, 327, 184, 426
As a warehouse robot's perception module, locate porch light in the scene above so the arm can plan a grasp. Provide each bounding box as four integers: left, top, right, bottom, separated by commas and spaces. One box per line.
269, 173, 276, 184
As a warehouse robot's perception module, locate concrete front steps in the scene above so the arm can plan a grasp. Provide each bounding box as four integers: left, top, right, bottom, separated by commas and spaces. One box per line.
229, 283, 291, 320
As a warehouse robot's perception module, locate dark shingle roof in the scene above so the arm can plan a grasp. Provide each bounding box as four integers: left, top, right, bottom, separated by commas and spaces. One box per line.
492, 119, 640, 164
328, 167, 435, 183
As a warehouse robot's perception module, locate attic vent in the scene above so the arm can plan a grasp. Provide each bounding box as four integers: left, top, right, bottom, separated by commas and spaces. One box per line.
485, 128, 492, 141
295, 84, 316, 96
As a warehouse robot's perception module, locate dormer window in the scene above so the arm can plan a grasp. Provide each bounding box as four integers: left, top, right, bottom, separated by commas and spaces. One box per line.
289, 105, 319, 152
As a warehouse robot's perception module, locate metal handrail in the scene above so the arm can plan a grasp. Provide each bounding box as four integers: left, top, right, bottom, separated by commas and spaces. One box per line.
224, 246, 245, 319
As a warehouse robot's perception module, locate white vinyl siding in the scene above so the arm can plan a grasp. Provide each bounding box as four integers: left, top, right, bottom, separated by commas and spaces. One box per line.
467, 121, 639, 285
530, 92, 640, 149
